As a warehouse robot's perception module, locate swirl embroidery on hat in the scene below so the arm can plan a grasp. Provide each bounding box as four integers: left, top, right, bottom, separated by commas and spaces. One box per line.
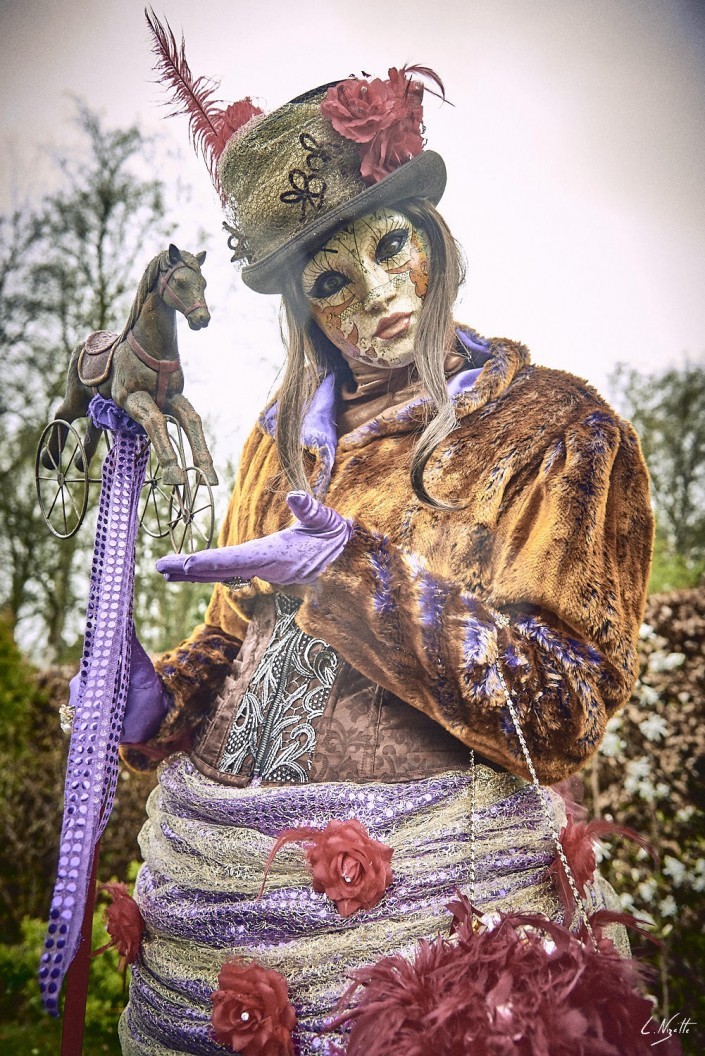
280, 133, 332, 220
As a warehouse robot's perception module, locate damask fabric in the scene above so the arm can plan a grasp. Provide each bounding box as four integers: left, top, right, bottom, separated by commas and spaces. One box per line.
118, 754, 627, 1055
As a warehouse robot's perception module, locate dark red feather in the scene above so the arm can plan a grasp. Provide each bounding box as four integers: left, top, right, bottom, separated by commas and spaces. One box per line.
548, 816, 657, 923
144, 8, 261, 202
400, 65, 448, 103
256, 826, 321, 900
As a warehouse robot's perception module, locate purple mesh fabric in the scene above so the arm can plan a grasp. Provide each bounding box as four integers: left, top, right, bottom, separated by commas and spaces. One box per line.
39, 397, 149, 1015
119, 756, 566, 1054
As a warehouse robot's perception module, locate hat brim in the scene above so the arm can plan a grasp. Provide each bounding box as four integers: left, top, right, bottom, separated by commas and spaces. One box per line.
241, 150, 447, 295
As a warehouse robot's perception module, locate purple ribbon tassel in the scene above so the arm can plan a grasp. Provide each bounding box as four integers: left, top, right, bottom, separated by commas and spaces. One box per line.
39, 396, 148, 1015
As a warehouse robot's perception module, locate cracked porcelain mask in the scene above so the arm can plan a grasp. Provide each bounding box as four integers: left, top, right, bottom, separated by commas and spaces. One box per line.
302, 208, 430, 369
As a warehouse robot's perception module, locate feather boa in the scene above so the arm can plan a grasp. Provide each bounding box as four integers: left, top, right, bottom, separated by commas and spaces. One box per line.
330, 895, 681, 1055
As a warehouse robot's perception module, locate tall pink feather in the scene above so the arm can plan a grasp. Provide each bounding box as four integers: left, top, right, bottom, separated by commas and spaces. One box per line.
144, 8, 262, 202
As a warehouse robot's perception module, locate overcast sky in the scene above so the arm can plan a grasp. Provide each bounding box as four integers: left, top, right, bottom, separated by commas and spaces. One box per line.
2, 0, 704, 464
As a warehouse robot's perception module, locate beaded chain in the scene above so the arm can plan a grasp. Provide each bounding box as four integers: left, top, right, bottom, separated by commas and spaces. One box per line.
39, 397, 149, 1014
468, 611, 596, 943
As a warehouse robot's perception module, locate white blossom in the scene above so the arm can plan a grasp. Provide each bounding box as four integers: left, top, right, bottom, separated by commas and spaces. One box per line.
639, 623, 655, 640
625, 756, 653, 797
675, 805, 696, 823
638, 714, 669, 742
636, 682, 660, 707
638, 878, 658, 902
654, 782, 670, 800
692, 859, 705, 894
648, 650, 686, 673
663, 855, 687, 886
619, 891, 637, 914
600, 730, 626, 758
659, 895, 678, 918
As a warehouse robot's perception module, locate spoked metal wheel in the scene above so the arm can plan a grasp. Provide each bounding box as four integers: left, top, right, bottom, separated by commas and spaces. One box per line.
168, 467, 215, 554
35, 419, 89, 538
138, 416, 192, 540
138, 443, 173, 539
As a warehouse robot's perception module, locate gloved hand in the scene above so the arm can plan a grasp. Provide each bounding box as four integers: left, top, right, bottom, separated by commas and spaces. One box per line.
156, 491, 352, 587
67, 626, 171, 744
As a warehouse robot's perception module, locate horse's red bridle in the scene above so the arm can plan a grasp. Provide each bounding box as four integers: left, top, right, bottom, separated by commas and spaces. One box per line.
122, 261, 207, 410
158, 262, 207, 317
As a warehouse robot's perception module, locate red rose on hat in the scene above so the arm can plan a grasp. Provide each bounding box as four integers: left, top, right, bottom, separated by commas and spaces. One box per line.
211, 959, 296, 1056
321, 77, 400, 144
359, 118, 425, 183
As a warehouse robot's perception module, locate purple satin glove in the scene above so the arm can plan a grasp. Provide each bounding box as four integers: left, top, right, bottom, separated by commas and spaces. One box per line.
156, 492, 352, 587
69, 626, 171, 744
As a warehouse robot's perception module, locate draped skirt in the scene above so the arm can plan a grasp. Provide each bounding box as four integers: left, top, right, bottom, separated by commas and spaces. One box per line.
119, 753, 626, 1055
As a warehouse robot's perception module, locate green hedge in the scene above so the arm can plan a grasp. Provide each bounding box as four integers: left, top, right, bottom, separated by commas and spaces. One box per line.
0, 886, 131, 1051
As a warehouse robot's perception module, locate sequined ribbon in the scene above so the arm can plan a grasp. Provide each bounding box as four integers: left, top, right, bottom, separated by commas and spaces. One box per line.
40, 396, 149, 1015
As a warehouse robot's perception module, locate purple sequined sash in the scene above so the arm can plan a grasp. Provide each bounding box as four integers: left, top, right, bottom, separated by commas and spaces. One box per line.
40, 397, 148, 1014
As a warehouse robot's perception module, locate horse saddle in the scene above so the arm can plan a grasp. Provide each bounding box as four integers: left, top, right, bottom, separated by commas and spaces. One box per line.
78, 330, 119, 386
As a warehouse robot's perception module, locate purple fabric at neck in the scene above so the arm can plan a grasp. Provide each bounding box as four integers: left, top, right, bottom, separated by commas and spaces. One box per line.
260, 332, 485, 498
39, 397, 148, 1015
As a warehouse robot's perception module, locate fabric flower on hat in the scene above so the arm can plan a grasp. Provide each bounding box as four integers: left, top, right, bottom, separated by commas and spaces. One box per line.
321, 76, 400, 144
321, 65, 444, 184
359, 117, 425, 183
259, 818, 394, 917
211, 958, 296, 1056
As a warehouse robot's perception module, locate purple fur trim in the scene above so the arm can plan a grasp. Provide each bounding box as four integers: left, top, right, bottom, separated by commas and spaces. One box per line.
514, 613, 603, 669
542, 437, 565, 475
414, 567, 461, 718
460, 599, 496, 667
368, 537, 395, 616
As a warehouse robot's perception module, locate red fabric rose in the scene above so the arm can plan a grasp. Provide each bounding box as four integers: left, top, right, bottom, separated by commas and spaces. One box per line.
359, 118, 425, 183
211, 959, 296, 1056
307, 819, 394, 917
259, 818, 394, 918
321, 77, 401, 144
94, 882, 144, 971
321, 67, 431, 183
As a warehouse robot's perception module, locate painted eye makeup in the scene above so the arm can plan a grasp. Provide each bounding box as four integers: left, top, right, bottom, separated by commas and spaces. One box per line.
307, 270, 350, 299
375, 227, 410, 263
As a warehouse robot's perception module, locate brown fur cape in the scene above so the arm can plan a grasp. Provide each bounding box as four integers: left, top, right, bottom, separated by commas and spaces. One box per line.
124, 336, 654, 784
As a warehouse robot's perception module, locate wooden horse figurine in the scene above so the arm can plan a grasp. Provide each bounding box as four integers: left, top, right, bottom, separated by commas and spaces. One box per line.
45, 243, 218, 486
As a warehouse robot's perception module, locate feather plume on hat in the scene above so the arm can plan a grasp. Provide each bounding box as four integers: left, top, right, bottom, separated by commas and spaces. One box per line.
145, 8, 262, 202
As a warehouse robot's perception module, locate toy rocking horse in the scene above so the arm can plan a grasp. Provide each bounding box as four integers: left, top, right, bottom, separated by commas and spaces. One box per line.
44, 243, 218, 486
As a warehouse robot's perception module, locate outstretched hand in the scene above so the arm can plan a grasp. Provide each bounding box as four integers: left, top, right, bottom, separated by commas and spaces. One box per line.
156, 491, 352, 587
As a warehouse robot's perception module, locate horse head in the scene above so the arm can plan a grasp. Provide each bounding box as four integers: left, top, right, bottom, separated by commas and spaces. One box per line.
159, 244, 211, 330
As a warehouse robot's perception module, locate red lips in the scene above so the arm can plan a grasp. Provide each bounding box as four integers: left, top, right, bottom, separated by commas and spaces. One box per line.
373, 312, 411, 340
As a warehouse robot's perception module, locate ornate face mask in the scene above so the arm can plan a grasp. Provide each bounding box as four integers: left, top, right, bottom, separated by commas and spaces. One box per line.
302, 208, 430, 369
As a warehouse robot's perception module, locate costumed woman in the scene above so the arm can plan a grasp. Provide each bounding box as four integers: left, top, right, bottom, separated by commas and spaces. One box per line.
116, 20, 656, 1056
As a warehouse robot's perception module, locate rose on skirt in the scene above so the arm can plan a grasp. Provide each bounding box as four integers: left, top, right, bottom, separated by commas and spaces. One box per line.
93, 881, 144, 973
211, 959, 296, 1056
259, 818, 394, 918
309, 819, 394, 917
